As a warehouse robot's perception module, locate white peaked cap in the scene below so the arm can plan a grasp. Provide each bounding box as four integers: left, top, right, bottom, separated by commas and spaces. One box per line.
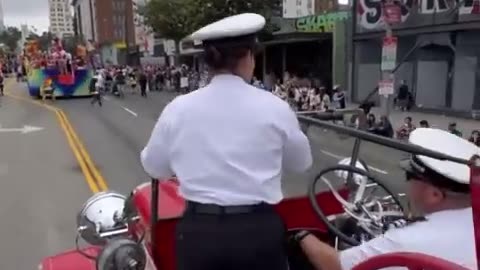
402, 128, 480, 184
335, 157, 368, 184
189, 13, 266, 42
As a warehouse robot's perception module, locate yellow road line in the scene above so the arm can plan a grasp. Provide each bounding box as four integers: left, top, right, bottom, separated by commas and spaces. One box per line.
4, 80, 107, 193
55, 110, 99, 193
57, 110, 108, 191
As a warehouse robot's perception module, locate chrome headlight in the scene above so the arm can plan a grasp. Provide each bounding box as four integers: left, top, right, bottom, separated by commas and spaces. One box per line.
76, 191, 129, 246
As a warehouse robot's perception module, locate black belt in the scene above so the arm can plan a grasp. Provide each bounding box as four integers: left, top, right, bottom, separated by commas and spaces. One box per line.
185, 201, 271, 215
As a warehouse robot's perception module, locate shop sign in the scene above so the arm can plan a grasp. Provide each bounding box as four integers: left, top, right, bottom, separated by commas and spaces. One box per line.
295, 11, 349, 33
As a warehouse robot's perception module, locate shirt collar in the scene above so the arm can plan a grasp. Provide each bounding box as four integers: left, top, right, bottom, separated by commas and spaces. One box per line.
210, 74, 247, 85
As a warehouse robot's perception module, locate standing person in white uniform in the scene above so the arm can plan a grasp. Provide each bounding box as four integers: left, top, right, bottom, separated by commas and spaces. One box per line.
140, 13, 312, 270
293, 128, 478, 270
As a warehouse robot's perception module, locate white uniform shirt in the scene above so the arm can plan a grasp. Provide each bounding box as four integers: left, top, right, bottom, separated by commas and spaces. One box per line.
95, 74, 104, 89
340, 207, 476, 270
141, 74, 312, 205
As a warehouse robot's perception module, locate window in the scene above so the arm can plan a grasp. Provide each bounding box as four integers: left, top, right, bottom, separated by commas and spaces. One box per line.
115, 28, 121, 39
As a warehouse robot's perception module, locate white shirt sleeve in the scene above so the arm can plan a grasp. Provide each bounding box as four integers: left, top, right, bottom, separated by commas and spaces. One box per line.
339, 229, 406, 270
281, 106, 313, 172
140, 102, 176, 179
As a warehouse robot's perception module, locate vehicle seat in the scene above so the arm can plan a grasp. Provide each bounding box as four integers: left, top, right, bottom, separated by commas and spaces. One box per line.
352, 252, 470, 270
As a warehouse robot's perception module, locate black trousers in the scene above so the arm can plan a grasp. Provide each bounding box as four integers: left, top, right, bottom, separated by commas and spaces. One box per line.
176, 202, 289, 270
140, 82, 147, 97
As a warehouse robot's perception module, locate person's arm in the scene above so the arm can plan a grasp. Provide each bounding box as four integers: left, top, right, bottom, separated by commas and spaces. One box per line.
281, 106, 313, 172
140, 103, 176, 179
300, 230, 403, 270
299, 234, 342, 270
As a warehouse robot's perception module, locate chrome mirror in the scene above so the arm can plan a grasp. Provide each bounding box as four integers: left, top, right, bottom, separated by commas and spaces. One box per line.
76, 191, 128, 246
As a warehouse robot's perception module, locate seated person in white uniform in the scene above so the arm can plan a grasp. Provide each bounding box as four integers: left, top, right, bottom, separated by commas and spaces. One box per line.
140, 13, 312, 270
294, 128, 478, 270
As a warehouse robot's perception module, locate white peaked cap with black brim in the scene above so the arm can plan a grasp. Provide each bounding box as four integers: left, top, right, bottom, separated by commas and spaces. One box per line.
400, 128, 480, 185
189, 13, 266, 44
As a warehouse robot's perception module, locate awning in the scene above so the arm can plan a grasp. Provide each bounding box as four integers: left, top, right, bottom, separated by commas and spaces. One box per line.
416, 33, 455, 51
262, 35, 330, 46
180, 48, 203, 56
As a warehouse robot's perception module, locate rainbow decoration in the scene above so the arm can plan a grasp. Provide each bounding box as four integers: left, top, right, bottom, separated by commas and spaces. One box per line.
27, 67, 93, 97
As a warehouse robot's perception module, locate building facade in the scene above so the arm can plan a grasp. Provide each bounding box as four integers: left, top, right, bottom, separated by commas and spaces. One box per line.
132, 0, 154, 56
282, 0, 337, 18
49, 0, 74, 38
73, 0, 135, 65
72, 0, 97, 42
352, 0, 480, 116
0, 1, 5, 32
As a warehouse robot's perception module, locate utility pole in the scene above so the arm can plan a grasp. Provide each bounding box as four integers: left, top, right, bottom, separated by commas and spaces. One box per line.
379, 0, 400, 117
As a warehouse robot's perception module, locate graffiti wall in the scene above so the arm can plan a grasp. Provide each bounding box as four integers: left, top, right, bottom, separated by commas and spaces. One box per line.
357, 0, 480, 32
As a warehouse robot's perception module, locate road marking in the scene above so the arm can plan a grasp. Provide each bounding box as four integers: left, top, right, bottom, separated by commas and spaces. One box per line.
58, 110, 109, 191
4, 81, 108, 194
320, 149, 389, 175
320, 150, 344, 160
103, 96, 111, 101
56, 110, 99, 193
122, 107, 138, 117
0, 125, 44, 134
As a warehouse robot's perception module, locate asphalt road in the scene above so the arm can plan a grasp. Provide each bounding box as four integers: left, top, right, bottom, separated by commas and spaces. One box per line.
54, 88, 409, 197
0, 82, 93, 269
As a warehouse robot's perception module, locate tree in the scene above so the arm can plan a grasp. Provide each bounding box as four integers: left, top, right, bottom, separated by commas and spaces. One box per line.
143, 0, 279, 42
143, 0, 199, 42
0, 27, 22, 52
28, 31, 55, 52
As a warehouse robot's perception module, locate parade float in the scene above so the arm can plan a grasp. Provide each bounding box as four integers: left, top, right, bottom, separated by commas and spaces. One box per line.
25, 37, 93, 98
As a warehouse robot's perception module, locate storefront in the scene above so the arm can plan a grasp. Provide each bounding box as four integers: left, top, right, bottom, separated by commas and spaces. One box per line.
259, 11, 350, 88
352, 0, 480, 116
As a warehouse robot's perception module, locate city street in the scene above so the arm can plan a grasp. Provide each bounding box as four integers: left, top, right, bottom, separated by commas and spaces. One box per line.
0, 83, 93, 269
54, 87, 409, 196
2, 81, 409, 268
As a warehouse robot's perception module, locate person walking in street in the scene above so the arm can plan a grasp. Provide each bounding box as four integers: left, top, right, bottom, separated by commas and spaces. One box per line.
396, 80, 410, 111
90, 70, 104, 106
141, 13, 312, 270
0, 72, 4, 96
114, 69, 126, 98
139, 71, 148, 97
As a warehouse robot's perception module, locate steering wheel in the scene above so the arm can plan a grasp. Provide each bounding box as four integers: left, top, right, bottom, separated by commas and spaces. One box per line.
309, 164, 406, 246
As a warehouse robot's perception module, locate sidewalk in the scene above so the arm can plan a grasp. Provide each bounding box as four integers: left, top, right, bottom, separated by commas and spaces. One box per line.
369, 106, 480, 136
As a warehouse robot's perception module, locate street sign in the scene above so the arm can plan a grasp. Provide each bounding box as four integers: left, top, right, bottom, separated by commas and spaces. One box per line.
0, 125, 44, 134
378, 80, 395, 96
381, 36, 398, 71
